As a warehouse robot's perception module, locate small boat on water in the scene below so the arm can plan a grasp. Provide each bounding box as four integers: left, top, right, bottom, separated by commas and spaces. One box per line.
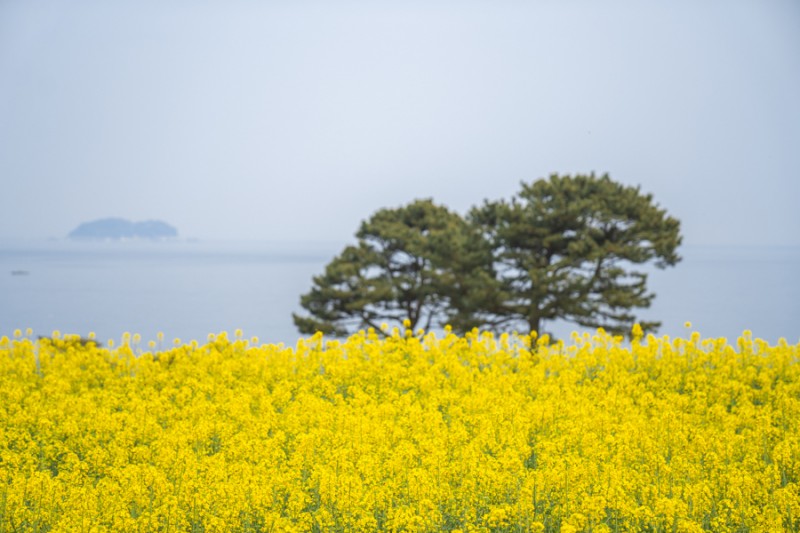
10, 270, 29, 276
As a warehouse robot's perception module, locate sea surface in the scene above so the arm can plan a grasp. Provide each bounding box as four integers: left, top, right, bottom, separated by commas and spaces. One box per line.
1, 240, 798, 346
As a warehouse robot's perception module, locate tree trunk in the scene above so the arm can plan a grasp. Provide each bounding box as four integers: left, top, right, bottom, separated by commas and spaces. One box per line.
528, 316, 541, 337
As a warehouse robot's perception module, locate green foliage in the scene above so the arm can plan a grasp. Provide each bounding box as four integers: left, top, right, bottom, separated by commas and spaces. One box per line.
467, 173, 682, 336
295, 174, 682, 338
293, 199, 489, 336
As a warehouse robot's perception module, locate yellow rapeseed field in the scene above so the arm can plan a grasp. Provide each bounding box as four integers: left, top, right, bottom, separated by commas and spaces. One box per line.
1, 325, 798, 532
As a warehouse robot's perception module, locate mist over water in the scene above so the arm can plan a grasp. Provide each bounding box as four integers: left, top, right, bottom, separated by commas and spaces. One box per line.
0, 240, 338, 346
1, 240, 798, 346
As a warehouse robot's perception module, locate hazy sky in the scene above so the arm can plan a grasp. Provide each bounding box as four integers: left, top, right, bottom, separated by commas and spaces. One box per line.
1, 0, 798, 246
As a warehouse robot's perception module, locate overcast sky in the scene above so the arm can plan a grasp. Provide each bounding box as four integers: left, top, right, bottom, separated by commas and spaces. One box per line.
1, 0, 798, 246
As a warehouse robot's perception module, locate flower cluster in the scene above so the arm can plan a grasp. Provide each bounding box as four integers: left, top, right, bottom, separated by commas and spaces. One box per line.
0, 327, 798, 531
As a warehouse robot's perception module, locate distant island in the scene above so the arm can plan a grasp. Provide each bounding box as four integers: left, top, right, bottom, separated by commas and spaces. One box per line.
68, 218, 178, 241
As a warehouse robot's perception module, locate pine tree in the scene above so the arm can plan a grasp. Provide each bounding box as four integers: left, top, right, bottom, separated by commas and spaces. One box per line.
465, 173, 682, 336
293, 199, 489, 336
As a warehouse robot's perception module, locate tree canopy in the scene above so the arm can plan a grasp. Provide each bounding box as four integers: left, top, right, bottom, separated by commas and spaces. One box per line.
294, 173, 682, 338
466, 173, 682, 336
293, 199, 489, 336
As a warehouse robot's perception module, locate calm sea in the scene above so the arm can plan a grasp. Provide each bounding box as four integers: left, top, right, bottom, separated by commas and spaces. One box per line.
1, 240, 798, 346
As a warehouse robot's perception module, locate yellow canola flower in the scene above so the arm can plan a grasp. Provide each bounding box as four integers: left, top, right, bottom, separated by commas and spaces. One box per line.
0, 328, 798, 532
